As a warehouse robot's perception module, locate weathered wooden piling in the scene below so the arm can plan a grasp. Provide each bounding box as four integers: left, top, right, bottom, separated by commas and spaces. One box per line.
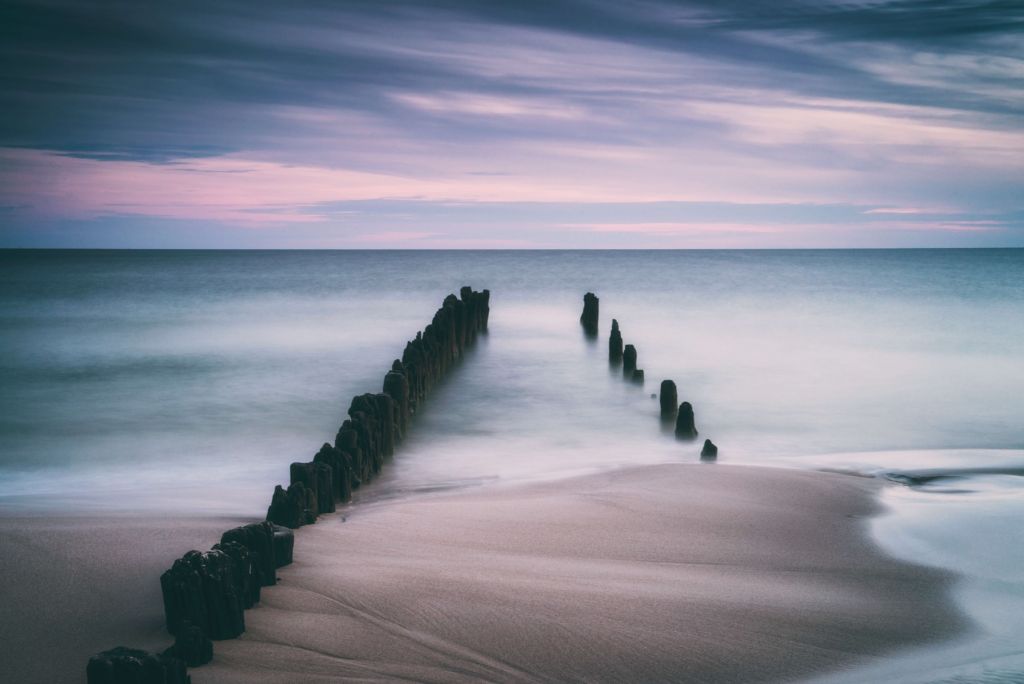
352, 397, 393, 476
266, 482, 315, 529
374, 393, 398, 457
313, 443, 353, 504
271, 525, 294, 568
675, 401, 698, 439
298, 286, 488, 525
159, 549, 245, 640
580, 292, 599, 335
220, 522, 277, 587
623, 344, 637, 375
585, 298, 716, 469
209, 541, 261, 609
290, 461, 335, 516
96, 287, 492, 682
659, 380, 678, 420
609, 319, 623, 363
334, 422, 364, 488
163, 621, 213, 667
383, 367, 410, 436
87, 647, 189, 684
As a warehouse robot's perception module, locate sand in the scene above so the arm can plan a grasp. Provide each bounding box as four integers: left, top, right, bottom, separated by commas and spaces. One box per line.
192, 464, 966, 683
0, 514, 248, 683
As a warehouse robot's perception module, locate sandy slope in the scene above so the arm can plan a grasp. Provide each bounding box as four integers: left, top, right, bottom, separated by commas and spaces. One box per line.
197, 464, 965, 683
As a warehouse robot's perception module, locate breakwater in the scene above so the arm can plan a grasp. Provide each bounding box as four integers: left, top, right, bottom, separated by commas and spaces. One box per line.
86, 287, 490, 684
584, 294, 717, 460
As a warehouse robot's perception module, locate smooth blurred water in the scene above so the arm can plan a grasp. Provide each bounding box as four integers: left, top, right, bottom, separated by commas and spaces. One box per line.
2, 249, 1021, 513
2, 248, 1024, 679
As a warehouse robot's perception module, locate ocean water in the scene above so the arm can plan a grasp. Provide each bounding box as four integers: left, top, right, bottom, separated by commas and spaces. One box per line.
2, 248, 1023, 679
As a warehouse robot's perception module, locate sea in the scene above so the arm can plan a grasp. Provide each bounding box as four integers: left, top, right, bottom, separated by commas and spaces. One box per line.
1, 249, 1022, 682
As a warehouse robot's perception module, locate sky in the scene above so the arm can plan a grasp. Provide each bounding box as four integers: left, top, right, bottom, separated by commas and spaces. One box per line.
1, 0, 1022, 248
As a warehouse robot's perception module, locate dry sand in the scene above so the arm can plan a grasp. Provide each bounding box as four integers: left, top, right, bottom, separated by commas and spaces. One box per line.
195, 464, 965, 683
0, 514, 248, 683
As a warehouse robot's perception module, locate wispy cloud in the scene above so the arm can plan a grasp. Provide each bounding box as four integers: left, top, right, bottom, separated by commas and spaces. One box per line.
560, 222, 785, 235
390, 91, 590, 121
0, 0, 1021, 246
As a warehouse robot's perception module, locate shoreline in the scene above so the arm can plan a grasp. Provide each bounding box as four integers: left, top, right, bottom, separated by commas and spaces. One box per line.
189, 463, 966, 683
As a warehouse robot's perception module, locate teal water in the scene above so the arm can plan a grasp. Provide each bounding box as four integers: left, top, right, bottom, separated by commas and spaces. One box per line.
1, 248, 1023, 680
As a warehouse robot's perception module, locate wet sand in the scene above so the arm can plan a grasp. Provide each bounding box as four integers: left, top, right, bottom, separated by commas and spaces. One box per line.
195, 464, 966, 683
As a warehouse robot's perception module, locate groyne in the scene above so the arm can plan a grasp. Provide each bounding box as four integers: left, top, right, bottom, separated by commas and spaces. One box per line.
587, 294, 714, 459
87, 287, 490, 684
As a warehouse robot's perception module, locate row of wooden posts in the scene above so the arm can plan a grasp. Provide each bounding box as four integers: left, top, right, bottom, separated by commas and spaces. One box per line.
87, 287, 491, 684
582, 292, 717, 460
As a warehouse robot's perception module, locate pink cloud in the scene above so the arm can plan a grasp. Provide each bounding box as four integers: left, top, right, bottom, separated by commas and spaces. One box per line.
864, 207, 942, 215
348, 231, 438, 244
559, 222, 786, 235
0, 147, 830, 226
874, 220, 1004, 233
683, 98, 1024, 168
390, 91, 589, 121
0, 148, 671, 224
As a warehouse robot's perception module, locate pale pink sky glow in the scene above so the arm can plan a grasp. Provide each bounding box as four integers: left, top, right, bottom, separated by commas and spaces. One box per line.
1, 148, 710, 223
0, 147, 862, 225
559, 222, 787, 235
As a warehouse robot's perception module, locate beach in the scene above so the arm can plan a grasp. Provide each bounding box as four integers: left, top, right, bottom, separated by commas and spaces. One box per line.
2, 0, 1024, 675
189, 464, 964, 683
1, 249, 1020, 681
0, 515, 246, 683
0, 464, 965, 682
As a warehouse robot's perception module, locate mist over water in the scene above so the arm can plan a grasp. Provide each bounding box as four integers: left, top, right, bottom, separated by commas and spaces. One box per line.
1, 249, 1022, 514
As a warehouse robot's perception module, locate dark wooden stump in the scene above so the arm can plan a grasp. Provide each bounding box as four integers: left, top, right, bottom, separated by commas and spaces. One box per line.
609, 319, 623, 363
211, 541, 261, 609
87, 647, 189, 684
659, 380, 678, 420
266, 482, 315, 529
160, 549, 245, 640
675, 401, 698, 439
163, 620, 213, 667
271, 525, 294, 568
623, 344, 637, 375
580, 292, 599, 335
220, 522, 276, 587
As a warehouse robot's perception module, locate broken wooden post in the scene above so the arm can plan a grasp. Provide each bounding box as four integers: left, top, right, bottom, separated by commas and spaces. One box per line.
675, 401, 698, 439
580, 292, 599, 335
623, 344, 637, 376
660, 380, 678, 420
609, 319, 623, 363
